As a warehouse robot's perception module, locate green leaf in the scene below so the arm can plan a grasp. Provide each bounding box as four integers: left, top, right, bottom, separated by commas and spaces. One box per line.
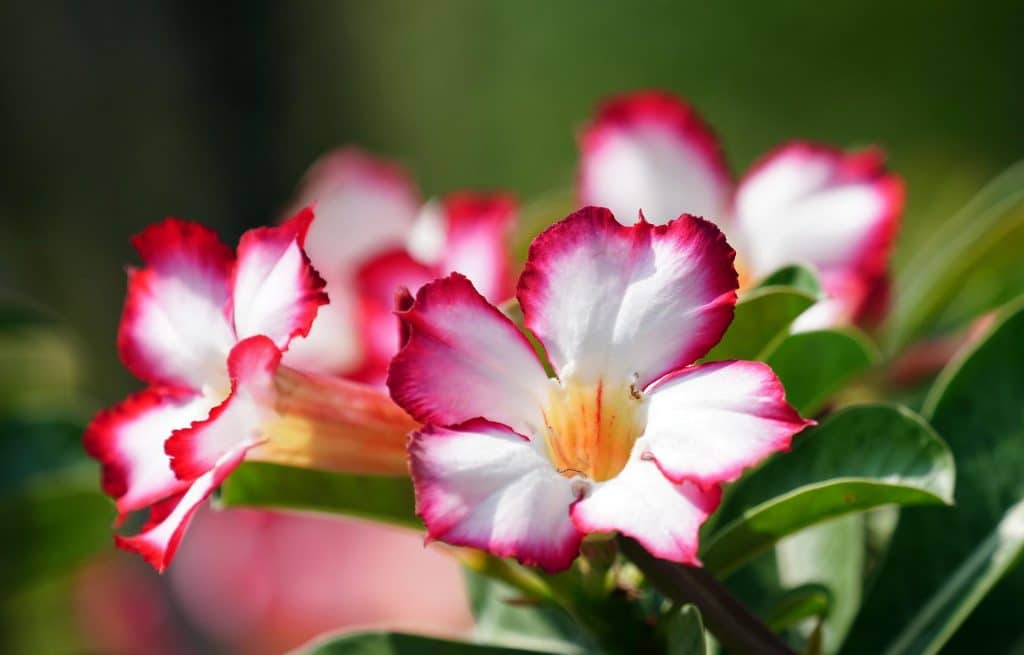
762, 584, 831, 633
664, 604, 708, 655
884, 160, 1024, 351
775, 516, 864, 654
701, 404, 954, 577
303, 631, 557, 655
218, 462, 420, 529
763, 328, 878, 415
844, 297, 1024, 653
464, 570, 589, 654
759, 264, 824, 298
882, 499, 1024, 655
704, 286, 817, 362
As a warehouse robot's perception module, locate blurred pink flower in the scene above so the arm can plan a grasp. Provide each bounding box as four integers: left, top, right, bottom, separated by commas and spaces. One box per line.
579, 90, 904, 330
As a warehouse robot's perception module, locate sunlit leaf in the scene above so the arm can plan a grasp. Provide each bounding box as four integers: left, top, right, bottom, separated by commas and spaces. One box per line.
759, 264, 824, 298
701, 404, 954, 577
218, 462, 419, 529
705, 286, 817, 362
764, 328, 878, 415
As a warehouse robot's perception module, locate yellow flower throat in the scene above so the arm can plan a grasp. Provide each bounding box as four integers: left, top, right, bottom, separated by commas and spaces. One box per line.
541, 380, 648, 482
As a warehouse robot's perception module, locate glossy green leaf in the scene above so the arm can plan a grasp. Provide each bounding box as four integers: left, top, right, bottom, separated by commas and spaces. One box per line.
664, 604, 708, 655
885, 160, 1024, 351
882, 499, 1024, 655
844, 298, 1024, 653
303, 631, 556, 655
759, 264, 824, 298
704, 286, 817, 362
464, 570, 588, 654
701, 404, 954, 577
218, 462, 420, 529
764, 328, 878, 415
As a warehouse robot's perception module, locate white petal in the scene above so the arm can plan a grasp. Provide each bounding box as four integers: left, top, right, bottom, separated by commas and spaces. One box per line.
518, 207, 737, 387
410, 420, 583, 572
579, 91, 731, 226
642, 360, 811, 487
572, 447, 721, 565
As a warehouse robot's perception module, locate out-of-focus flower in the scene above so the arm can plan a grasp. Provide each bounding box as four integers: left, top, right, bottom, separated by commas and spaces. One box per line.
169, 507, 471, 655
388, 207, 812, 571
85, 211, 416, 571
283, 148, 516, 383
579, 91, 904, 330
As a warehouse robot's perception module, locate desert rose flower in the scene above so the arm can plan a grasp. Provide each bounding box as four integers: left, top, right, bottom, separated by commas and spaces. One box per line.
84, 210, 417, 571
388, 207, 813, 571
579, 90, 904, 331
282, 148, 515, 383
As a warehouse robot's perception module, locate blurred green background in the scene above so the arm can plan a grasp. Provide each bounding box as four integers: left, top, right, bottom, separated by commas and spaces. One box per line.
0, 1, 1020, 652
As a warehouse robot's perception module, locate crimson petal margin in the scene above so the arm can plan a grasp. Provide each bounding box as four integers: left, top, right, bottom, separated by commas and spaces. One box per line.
230, 207, 328, 350
642, 360, 813, 489
437, 192, 517, 303
578, 90, 732, 226
117, 218, 236, 391
734, 142, 904, 320
294, 147, 421, 275
115, 445, 249, 573
518, 207, 738, 388
84, 387, 215, 518
387, 274, 550, 437
409, 420, 584, 573
166, 336, 281, 480
571, 451, 722, 566
354, 250, 436, 384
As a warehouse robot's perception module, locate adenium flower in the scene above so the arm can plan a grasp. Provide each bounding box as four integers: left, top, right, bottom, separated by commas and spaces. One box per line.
282, 148, 515, 383
579, 90, 904, 331
85, 210, 417, 571
388, 207, 813, 571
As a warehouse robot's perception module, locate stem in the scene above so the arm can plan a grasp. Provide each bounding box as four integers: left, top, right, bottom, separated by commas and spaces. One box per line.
453, 548, 558, 604
619, 536, 796, 655
457, 548, 660, 654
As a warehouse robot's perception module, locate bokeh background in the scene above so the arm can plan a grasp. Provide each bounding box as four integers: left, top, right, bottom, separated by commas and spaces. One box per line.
1, 1, 1020, 653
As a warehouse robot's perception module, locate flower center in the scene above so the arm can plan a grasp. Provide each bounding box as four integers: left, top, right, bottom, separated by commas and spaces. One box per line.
541, 379, 647, 482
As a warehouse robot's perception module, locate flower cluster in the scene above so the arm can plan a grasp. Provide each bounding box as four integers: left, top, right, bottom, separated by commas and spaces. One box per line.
85, 151, 515, 570
87, 90, 903, 574
579, 91, 903, 330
